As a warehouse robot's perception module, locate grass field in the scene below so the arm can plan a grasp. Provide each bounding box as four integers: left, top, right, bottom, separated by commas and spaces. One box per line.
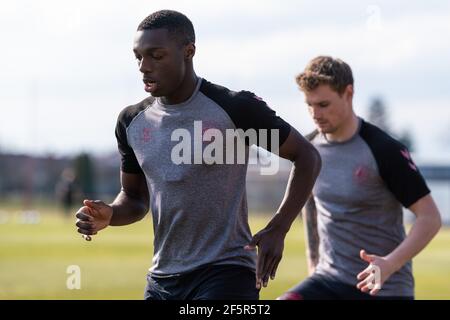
1, 203, 449, 300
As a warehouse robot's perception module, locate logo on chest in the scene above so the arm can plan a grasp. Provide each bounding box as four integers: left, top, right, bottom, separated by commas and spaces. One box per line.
353, 165, 371, 184
141, 127, 152, 143
201, 120, 220, 136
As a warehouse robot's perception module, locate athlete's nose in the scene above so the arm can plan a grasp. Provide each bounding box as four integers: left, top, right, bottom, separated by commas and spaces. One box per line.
139, 57, 154, 74
310, 106, 322, 120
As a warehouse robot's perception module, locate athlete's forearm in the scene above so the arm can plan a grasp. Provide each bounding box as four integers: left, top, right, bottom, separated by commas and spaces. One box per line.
109, 190, 149, 226
302, 197, 319, 274
271, 146, 321, 233
386, 212, 441, 272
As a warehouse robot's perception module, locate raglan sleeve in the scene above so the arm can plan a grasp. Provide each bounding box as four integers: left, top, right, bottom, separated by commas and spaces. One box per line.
235, 91, 291, 151
115, 109, 144, 174
378, 143, 430, 208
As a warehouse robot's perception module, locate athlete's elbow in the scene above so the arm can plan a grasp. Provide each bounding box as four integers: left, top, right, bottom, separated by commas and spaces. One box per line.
293, 143, 321, 185
312, 146, 322, 177
423, 209, 442, 237
303, 143, 321, 178
431, 211, 442, 235
138, 203, 150, 219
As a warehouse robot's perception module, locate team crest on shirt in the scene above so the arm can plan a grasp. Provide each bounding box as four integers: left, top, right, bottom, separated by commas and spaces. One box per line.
141, 127, 152, 143
353, 165, 370, 184
201, 120, 220, 136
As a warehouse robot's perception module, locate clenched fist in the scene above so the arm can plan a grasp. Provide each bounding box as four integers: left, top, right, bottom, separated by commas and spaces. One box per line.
75, 199, 113, 241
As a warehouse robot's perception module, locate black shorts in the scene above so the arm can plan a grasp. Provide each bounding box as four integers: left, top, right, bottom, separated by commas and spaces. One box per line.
279, 273, 414, 300
144, 264, 259, 300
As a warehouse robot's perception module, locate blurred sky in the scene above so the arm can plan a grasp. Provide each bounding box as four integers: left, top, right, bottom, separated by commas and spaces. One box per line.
0, 0, 449, 163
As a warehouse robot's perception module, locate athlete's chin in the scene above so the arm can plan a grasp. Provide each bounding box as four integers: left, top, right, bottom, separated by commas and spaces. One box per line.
146, 89, 163, 97
317, 126, 333, 133
144, 84, 165, 96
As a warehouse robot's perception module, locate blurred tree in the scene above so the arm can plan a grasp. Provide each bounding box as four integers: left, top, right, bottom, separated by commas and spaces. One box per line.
55, 167, 81, 217
368, 96, 415, 151
398, 129, 414, 152
368, 97, 390, 132
73, 153, 95, 199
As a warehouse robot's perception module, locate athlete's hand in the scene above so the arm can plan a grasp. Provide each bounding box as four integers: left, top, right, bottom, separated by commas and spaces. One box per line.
75, 199, 113, 240
245, 220, 288, 289
356, 249, 398, 295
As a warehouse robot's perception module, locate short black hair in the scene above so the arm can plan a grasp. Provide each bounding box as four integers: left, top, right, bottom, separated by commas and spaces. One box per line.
137, 10, 195, 45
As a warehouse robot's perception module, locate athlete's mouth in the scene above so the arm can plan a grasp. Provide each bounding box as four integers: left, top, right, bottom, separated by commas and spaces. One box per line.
143, 78, 158, 92
143, 78, 157, 85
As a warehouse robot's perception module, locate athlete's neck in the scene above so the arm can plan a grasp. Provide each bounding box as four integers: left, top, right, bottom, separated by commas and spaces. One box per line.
160, 71, 198, 105
325, 113, 359, 143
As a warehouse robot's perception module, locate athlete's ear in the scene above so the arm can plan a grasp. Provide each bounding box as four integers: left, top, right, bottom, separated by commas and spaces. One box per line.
345, 84, 354, 101
345, 84, 354, 98
184, 43, 196, 60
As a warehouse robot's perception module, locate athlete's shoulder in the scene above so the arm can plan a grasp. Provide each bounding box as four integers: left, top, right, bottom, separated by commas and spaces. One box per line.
359, 119, 430, 208
359, 119, 406, 153
199, 78, 291, 149
117, 96, 155, 127
199, 78, 266, 107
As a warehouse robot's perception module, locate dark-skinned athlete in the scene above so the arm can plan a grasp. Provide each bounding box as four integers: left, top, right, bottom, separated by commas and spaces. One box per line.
75, 10, 321, 300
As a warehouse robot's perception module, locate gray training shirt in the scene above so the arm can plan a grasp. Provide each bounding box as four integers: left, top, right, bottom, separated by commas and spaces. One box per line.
310, 118, 430, 297
115, 78, 291, 276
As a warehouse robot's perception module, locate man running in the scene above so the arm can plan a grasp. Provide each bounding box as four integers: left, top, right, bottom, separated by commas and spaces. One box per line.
278, 56, 441, 300
75, 10, 321, 300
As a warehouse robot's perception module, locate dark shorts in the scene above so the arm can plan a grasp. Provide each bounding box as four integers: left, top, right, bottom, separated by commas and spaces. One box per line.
279, 273, 414, 300
144, 264, 260, 300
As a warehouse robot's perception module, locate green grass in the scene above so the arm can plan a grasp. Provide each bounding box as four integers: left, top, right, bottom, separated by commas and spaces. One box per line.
0, 204, 449, 300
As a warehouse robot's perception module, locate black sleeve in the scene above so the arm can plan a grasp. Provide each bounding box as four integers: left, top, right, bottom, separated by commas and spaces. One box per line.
237, 90, 292, 150
115, 98, 153, 174
360, 120, 430, 208
200, 80, 291, 151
